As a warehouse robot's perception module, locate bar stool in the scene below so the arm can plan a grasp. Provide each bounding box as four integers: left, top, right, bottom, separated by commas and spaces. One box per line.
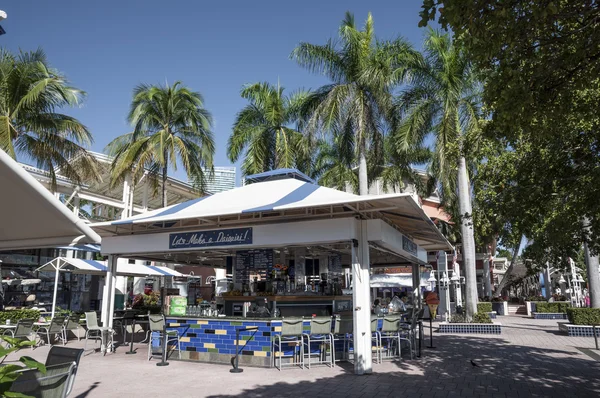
273, 317, 304, 370
302, 317, 334, 368
371, 316, 382, 364
380, 316, 402, 360
332, 316, 353, 363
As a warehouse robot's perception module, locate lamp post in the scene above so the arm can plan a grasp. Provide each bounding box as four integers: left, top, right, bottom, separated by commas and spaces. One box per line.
440, 272, 450, 321
451, 270, 460, 309
0, 10, 7, 36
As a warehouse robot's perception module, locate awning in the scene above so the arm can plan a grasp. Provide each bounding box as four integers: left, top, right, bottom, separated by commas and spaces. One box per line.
92, 177, 452, 251
0, 149, 101, 250
54, 244, 102, 253
36, 257, 184, 277
370, 273, 430, 288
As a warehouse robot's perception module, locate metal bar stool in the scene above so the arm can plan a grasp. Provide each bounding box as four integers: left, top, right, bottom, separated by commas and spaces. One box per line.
273, 317, 304, 370
303, 316, 334, 368
380, 316, 402, 360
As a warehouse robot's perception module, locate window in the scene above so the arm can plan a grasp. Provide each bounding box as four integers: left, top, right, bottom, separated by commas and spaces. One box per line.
305, 259, 320, 276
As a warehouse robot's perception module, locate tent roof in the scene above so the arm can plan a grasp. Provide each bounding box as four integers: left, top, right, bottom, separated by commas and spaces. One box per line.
92, 178, 452, 251
36, 257, 185, 277
0, 149, 101, 250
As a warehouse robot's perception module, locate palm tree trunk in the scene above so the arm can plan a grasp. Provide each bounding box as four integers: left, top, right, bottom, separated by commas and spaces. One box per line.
457, 156, 478, 318
494, 238, 522, 297
358, 143, 368, 196
583, 217, 600, 308
162, 151, 168, 208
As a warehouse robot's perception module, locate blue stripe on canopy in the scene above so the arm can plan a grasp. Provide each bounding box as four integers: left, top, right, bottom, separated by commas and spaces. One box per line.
146, 265, 173, 276
111, 196, 208, 225
80, 259, 108, 271
242, 183, 320, 213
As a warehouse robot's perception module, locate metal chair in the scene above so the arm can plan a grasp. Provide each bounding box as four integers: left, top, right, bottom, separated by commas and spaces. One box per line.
45, 346, 84, 396
302, 316, 334, 368
380, 316, 402, 360
147, 314, 181, 360
63, 315, 82, 342
37, 316, 67, 346
10, 361, 77, 398
399, 308, 423, 359
2, 318, 36, 349
371, 316, 382, 364
332, 316, 353, 363
84, 312, 114, 353
272, 317, 304, 370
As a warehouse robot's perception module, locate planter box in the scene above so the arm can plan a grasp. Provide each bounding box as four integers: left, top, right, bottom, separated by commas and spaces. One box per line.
532, 312, 567, 320
492, 301, 508, 316
439, 322, 501, 334
558, 322, 600, 337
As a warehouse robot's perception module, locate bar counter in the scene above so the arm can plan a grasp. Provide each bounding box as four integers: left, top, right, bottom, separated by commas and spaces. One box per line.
166, 316, 281, 367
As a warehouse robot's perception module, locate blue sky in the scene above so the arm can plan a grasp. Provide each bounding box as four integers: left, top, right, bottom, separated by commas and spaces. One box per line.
2, 1, 431, 183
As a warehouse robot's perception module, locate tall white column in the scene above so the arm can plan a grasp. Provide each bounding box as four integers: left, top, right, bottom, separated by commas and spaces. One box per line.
72, 196, 80, 216
121, 174, 131, 219
352, 219, 372, 375
101, 255, 117, 329
483, 255, 492, 297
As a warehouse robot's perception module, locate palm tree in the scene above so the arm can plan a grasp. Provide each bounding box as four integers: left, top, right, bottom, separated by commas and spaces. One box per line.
394, 30, 482, 318
227, 81, 311, 177
292, 12, 420, 195
106, 82, 214, 207
313, 127, 358, 191
0, 48, 99, 190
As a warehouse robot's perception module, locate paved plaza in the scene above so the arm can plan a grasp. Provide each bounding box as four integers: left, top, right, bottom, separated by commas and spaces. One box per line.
4, 315, 600, 397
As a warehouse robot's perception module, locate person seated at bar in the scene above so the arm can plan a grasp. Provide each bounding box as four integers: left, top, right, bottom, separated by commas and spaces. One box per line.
372, 299, 384, 316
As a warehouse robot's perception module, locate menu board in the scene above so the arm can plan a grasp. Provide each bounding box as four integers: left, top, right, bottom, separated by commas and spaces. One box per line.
235, 249, 274, 282
328, 254, 343, 274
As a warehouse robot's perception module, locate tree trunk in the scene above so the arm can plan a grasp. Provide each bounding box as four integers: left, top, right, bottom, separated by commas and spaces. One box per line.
494, 238, 522, 297
162, 151, 168, 208
457, 156, 477, 319
583, 217, 600, 308
358, 144, 368, 196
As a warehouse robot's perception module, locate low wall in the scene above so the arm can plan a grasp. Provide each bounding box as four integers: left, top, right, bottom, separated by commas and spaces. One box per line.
439, 322, 501, 334
532, 312, 567, 320
558, 322, 600, 337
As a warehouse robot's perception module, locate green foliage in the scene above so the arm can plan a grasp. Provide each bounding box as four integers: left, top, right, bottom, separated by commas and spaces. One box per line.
0, 336, 46, 396
449, 314, 467, 323
106, 81, 215, 203
526, 296, 547, 303
476, 302, 492, 313
567, 308, 600, 326
0, 310, 40, 324
491, 297, 505, 303
535, 302, 571, 314
471, 312, 492, 324
0, 48, 100, 190
227, 82, 313, 177
132, 292, 160, 313
292, 12, 421, 193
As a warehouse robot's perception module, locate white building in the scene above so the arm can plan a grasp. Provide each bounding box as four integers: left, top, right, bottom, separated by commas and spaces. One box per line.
203, 167, 236, 194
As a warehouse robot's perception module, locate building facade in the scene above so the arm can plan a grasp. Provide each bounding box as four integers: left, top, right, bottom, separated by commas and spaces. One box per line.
203, 167, 236, 194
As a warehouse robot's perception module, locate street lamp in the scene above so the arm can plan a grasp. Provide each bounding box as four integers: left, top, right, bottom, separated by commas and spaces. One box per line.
440, 272, 450, 321
0, 10, 7, 36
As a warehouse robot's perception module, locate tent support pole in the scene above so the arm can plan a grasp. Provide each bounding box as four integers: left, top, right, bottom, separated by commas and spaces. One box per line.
352, 219, 372, 375
51, 260, 60, 318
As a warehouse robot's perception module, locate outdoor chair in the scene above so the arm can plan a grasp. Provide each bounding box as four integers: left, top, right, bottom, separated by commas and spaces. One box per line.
399, 308, 423, 359
379, 316, 402, 361
272, 317, 304, 370
84, 312, 114, 353
45, 346, 84, 396
9, 361, 77, 398
332, 316, 353, 363
302, 316, 334, 369
37, 316, 67, 346
2, 318, 36, 349
371, 316, 382, 364
63, 315, 82, 342
147, 313, 181, 361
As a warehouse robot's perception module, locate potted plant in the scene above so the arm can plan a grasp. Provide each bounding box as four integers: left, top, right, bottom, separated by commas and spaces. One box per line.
491, 297, 508, 316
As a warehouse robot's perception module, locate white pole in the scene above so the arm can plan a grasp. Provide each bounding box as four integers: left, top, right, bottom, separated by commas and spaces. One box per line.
352, 220, 372, 375
51, 260, 60, 318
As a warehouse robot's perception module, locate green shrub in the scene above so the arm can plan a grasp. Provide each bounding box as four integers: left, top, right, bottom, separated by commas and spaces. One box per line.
567, 308, 600, 325
0, 309, 41, 323
472, 312, 493, 324
450, 314, 467, 323
535, 302, 571, 313
477, 302, 492, 313
526, 296, 547, 302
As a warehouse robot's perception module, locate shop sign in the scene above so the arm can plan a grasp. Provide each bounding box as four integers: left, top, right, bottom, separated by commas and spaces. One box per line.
402, 235, 417, 256
169, 227, 252, 249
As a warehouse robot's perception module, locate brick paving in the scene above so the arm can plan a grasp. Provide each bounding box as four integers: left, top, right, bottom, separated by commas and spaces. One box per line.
4, 315, 600, 397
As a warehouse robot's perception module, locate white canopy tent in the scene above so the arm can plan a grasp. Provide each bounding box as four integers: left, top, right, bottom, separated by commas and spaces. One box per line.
37, 257, 184, 317
92, 176, 452, 374
370, 273, 431, 288
0, 149, 101, 251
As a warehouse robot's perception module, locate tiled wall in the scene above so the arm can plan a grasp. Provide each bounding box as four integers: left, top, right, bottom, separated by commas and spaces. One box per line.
559, 323, 600, 337
439, 323, 501, 334
532, 312, 567, 320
